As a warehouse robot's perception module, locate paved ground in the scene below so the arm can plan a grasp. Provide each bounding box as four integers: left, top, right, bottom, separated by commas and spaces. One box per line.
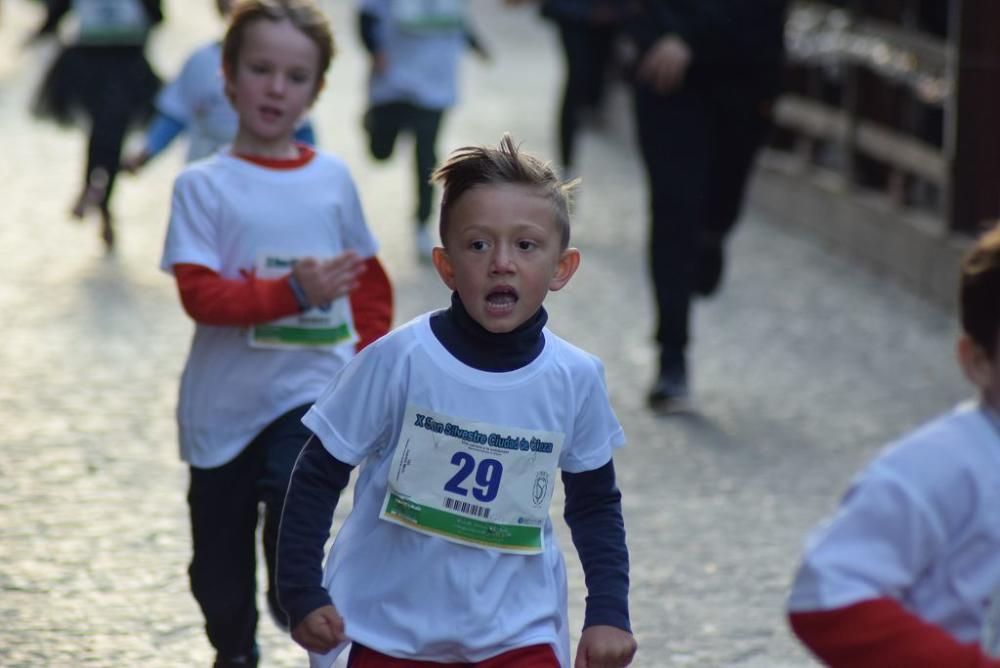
0, 1, 970, 666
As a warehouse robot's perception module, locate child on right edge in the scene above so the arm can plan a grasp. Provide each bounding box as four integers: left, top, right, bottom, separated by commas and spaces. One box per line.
787, 220, 1000, 666
277, 135, 637, 667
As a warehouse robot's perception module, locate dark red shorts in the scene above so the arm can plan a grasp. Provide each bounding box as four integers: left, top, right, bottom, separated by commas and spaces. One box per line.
347, 642, 559, 667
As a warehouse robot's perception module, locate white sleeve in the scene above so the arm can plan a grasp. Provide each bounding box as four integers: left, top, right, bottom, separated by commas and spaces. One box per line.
559, 357, 626, 474
302, 338, 404, 465
160, 169, 222, 273
787, 464, 948, 612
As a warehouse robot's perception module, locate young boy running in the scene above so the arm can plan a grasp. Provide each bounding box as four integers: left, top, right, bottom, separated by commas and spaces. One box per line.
277, 135, 637, 667
160, 1, 392, 665
787, 220, 1000, 666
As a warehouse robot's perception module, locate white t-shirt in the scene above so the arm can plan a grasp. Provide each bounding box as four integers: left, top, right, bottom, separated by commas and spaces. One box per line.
788, 403, 1000, 650
161, 151, 379, 468
301, 313, 625, 667
361, 0, 468, 109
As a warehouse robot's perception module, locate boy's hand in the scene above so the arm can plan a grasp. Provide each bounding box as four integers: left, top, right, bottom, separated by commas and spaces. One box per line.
291, 604, 347, 654
574, 625, 638, 668
293, 252, 365, 307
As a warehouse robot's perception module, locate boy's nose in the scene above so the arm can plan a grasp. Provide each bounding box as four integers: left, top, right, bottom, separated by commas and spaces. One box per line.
490, 247, 515, 273
267, 74, 287, 95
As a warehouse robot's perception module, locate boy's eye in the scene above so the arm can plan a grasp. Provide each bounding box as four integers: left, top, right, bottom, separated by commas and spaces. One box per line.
469, 240, 487, 251
289, 71, 312, 84
517, 240, 537, 251
249, 63, 270, 74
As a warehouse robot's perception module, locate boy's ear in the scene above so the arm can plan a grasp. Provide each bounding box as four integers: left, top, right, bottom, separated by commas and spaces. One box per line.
548, 247, 581, 292
958, 334, 993, 390
432, 246, 457, 291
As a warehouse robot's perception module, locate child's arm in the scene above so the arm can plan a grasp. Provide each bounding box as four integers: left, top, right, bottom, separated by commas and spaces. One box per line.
563, 460, 638, 667
463, 22, 490, 61
789, 599, 1000, 668
358, 8, 388, 74
277, 436, 354, 648
293, 120, 317, 147
124, 113, 186, 173
173, 263, 301, 326
172, 253, 365, 327
358, 9, 381, 55
349, 257, 393, 352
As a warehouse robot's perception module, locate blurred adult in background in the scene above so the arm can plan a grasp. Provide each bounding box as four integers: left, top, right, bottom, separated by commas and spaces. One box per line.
537, 0, 623, 176
621, 0, 789, 412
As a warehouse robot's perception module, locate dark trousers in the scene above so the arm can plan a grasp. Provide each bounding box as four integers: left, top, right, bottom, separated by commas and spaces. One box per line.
554, 17, 617, 168
365, 101, 444, 226
187, 404, 312, 658
634, 83, 771, 369
85, 99, 129, 209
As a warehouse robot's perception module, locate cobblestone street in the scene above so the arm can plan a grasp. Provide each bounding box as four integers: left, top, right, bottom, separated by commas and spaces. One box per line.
0, 1, 970, 666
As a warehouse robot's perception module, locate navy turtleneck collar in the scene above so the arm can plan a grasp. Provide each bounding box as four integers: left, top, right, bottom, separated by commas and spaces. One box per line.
429, 292, 547, 372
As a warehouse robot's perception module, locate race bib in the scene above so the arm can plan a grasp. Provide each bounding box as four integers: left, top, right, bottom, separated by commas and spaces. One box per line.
390, 0, 464, 32
380, 405, 563, 554
248, 253, 358, 350
76, 0, 150, 41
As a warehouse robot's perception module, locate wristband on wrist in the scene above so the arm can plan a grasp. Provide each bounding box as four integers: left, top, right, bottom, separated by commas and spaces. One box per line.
287, 273, 311, 311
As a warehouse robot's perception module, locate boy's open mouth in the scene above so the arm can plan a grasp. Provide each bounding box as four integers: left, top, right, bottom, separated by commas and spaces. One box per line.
486, 287, 518, 308
259, 106, 282, 121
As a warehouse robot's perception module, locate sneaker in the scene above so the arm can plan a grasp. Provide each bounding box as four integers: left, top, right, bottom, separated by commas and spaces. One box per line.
415, 226, 434, 263
70, 167, 109, 220
647, 357, 690, 414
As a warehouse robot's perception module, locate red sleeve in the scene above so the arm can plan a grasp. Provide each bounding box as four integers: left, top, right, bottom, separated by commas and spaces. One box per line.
173, 263, 300, 327
789, 598, 1000, 668
350, 257, 393, 352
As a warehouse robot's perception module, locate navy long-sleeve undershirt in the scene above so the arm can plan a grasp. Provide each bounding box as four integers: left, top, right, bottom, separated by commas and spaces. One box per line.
276, 293, 631, 632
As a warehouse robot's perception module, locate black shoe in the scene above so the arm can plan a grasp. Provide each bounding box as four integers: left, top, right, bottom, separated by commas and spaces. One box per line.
647, 367, 690, 414
694, 242, 724, 298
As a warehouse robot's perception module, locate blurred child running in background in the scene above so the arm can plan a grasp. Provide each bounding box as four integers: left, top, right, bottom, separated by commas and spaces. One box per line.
358, 0, 488, 261
30, 0, 163, 250
159, 1, 392, 665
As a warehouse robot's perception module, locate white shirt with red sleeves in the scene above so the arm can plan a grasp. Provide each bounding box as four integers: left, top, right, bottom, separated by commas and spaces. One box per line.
161, 150, 378, 468
788, 402, 1000, 650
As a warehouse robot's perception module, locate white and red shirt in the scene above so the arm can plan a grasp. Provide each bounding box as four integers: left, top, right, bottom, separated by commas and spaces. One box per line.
788, 403, 1000, 662
161, 150, 379, 468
